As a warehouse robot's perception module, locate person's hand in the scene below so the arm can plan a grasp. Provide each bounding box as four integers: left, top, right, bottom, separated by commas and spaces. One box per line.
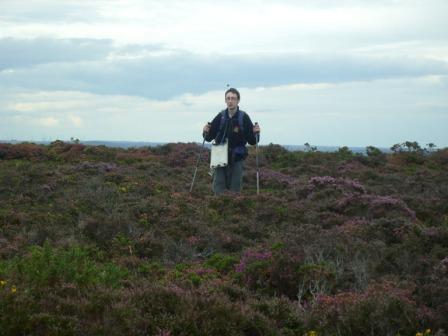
253, 122, 260, 134
203, 122, 211, 135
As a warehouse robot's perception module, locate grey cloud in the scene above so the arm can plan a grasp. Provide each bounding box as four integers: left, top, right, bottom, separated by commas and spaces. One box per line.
1, 44, 447, 100
0, 1, 100, 23
0, 38, 115, 70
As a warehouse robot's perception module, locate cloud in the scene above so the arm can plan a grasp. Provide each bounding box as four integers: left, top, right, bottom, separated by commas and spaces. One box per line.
1, 75, 447, 147
1, 39, 447, 100
1, 0, 447, 54
68, 114, 83, 127
1, 0, 447, 147
0, 0, 102, 23
0, 38, 114, 70
37, 117, 59, 127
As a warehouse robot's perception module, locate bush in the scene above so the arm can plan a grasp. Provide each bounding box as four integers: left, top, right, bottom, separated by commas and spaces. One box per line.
206, 253, 238, 273
308, 282, 419, 335
0, 143, 47, 160
0, 242, 128, 289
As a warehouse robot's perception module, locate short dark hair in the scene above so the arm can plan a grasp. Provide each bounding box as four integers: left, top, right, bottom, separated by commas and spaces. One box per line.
225, 88, 240, 100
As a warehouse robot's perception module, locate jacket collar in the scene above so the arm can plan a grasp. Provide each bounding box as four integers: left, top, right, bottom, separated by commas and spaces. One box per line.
227, 106, 239, 118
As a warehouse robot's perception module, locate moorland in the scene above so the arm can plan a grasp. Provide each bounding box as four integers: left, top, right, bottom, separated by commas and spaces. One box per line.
1, 141, 447, 335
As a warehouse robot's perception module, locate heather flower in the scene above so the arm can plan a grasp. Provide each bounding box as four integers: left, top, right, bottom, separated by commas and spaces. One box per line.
194, 268, 209, 276
308, 176, 366, 194
421, 227, 439, 238
157, 328, 172, 336
186, 235, 201, 246
335, 193, 416, 220
367, 195, 416, 220
166, 284, 186, 296
259, 168, 300, 187
78, 161, 117, 172
337, 160, 366, 174
336, 218, 369, 234
236, 250, 272, 273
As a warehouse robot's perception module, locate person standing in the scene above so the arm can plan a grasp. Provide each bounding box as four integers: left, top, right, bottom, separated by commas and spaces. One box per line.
203, 88, 261, 194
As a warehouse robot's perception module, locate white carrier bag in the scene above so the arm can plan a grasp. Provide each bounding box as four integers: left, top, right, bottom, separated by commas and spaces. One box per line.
210, 140, 228, 168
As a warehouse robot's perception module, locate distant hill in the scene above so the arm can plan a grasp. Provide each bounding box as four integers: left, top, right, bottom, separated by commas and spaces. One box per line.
0, 139, 390, 153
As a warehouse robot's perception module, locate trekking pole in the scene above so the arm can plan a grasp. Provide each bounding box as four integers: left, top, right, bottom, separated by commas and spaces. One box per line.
189, 124, 209, 193
255, 122, 260, 195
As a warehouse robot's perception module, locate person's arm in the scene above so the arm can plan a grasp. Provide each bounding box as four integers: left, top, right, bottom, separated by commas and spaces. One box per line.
243, 113, 259, 145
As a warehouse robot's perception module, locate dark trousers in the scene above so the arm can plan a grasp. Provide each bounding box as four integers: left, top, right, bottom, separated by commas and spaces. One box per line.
213, 160, 244, 195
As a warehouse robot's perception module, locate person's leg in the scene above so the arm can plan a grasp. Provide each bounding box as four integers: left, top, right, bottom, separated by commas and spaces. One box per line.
213, 167, 227, 195
229, 160, 244, 192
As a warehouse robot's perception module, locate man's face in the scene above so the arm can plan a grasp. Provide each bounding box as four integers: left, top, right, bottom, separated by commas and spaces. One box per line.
225, 92, 239, 110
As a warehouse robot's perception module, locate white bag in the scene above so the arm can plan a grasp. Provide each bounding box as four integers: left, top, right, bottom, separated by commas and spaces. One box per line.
210, 140, 228, 168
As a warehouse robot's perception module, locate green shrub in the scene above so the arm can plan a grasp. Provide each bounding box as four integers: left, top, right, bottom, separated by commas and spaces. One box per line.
1, 242, 128, 289
206, 253, 238, 273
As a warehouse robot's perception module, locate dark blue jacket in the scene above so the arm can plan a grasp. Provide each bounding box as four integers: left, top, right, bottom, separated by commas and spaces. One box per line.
205, 108, 258, 161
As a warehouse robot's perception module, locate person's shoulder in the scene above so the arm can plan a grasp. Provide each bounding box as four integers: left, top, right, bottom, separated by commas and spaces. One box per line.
237, 109, 248, 119
213, 111, 225, 120
239, 110, 252, 121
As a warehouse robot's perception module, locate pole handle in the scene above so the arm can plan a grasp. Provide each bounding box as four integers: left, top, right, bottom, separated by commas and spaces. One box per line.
254, 122, 260, 142
202, 122, 211, 138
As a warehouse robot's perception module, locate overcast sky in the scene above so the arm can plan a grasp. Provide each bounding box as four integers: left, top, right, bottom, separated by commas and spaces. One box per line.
1, 0, 447, 148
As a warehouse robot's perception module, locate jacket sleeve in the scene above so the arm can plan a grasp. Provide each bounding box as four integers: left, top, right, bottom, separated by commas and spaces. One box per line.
204, 113, 221, 142
243, 113, 258, 145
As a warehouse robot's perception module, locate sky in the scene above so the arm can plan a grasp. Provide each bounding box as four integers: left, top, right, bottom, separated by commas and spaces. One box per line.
1, 0, 447, 148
